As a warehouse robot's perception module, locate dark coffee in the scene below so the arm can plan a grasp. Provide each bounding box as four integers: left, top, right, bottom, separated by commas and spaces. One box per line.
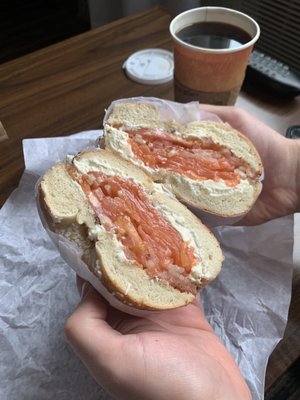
176, 22, 252, 50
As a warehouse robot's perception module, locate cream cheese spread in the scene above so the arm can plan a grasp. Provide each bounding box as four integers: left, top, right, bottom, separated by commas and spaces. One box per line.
71, 153, 143, 186
88, 224, 105, 241
169, 172, 254, 199
105, 125, 161, 177
105, 125, 255, 201
151, 186, 211, 284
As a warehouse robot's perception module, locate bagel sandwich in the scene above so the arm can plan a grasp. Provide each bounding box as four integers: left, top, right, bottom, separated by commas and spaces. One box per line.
38, 149, 223, 312
104, 101, 263, 223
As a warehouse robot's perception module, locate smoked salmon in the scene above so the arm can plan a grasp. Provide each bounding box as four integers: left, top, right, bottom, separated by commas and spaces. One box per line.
126, 128, 257, 187
72, 169, 198, 294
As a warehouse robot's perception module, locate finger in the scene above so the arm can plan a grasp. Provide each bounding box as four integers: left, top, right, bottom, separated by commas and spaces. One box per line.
64, 282, 122, 372
200, 104, 235, 117
148, 299, 213, 333
200, 104, 242, 123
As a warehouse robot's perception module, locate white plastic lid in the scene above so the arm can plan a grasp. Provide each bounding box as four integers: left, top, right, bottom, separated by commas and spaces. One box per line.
123, 48, 174, 85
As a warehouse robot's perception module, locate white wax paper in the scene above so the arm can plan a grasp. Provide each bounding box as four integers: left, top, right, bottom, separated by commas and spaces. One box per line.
0, 124, 294, 400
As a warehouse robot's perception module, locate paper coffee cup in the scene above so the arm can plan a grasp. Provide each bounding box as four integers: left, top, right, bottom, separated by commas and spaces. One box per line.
170, 7, 260, 105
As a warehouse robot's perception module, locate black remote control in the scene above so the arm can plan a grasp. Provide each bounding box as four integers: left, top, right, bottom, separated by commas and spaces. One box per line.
286, 125, 300, 139
245, 50, 300, 97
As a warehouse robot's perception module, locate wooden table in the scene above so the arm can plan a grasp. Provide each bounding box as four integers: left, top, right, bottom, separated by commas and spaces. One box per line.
0, 5, 299, 397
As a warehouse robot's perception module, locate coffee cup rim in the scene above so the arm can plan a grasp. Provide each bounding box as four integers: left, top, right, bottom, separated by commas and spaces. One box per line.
169, 6, 260, 54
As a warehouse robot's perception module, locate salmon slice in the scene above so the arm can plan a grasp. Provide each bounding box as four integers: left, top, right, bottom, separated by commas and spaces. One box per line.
75, 170, 198, 294
127, 128, 256, 187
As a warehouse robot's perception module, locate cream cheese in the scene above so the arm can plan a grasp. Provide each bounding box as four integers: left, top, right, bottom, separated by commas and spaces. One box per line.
105, 125, 161, 177
105, 125, 254, 199
88, 224, 105, 241
73, 156, 121, 176
72, 154, 143, 187
105, 125, 135, 160
169, 173, 254, 199
151, 187, 210, 284
94, 224, 136, 264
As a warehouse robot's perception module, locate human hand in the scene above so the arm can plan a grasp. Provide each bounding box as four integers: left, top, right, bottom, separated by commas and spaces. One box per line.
201, 104, 300, 225
65, 278, 251, 400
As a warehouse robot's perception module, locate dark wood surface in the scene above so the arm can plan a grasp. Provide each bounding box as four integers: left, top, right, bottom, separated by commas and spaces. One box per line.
0, 5, 299, 398
0, 0, 90, 63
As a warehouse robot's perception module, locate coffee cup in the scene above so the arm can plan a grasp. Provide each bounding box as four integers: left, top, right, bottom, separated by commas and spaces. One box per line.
170, 7, 260, 105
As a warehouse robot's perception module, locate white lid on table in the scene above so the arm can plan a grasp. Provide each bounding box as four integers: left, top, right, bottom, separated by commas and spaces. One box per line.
123, 48, 174, 84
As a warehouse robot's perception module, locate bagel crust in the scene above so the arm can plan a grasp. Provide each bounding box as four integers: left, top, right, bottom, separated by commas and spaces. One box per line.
39, 149, 223, 312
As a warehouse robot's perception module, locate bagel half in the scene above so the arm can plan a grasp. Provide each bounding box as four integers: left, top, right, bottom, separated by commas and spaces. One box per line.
38, 149, 223, 312
104, 100, 263, 221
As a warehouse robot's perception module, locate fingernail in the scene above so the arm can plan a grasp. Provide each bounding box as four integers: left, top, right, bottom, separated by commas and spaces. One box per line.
80, 281, 91, 299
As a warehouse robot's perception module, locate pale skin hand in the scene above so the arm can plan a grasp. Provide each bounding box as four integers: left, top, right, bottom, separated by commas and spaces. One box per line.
65, 279, 252, 400
201, 104, 300, 225
64, 106, 300, 399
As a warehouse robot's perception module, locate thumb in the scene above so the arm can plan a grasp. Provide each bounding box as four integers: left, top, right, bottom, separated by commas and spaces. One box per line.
64, 282, 121, 376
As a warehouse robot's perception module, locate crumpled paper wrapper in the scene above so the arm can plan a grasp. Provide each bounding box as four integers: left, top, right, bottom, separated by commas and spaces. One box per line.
103, 96, 221, 125
0, 115, 294, 399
